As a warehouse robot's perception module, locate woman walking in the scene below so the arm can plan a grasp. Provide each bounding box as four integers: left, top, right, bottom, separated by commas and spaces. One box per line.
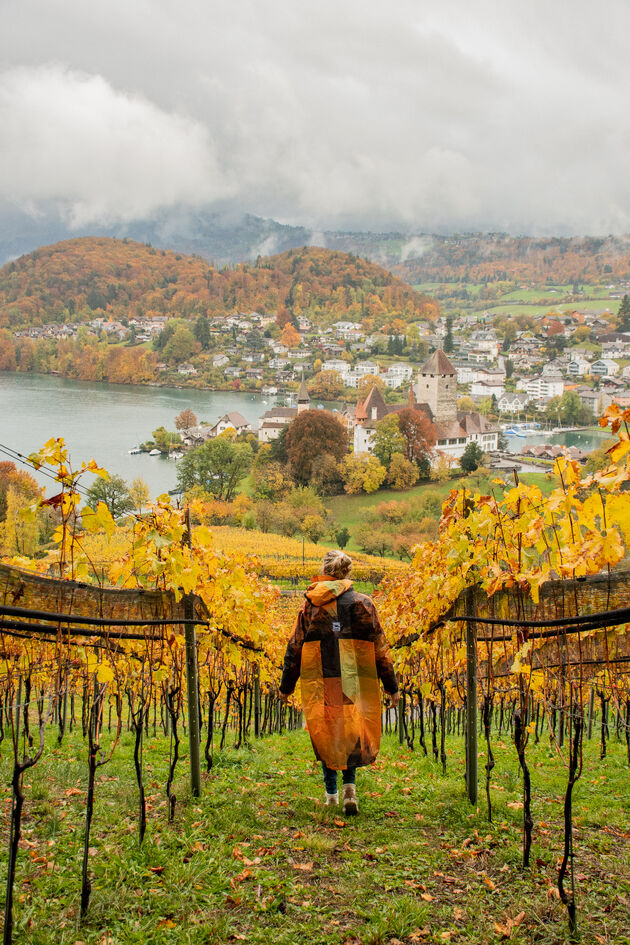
279, 550, 399, 816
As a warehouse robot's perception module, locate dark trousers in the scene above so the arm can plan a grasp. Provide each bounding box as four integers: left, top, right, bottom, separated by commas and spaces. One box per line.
322, 763, 356, 794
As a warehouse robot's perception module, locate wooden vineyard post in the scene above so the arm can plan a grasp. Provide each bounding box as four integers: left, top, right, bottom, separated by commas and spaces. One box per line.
254, 667, 261, 738
465, 586, 478, 805
183, 508, 202, 798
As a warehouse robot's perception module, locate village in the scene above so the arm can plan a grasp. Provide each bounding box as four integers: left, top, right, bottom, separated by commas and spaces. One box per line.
12, 284, 630, 472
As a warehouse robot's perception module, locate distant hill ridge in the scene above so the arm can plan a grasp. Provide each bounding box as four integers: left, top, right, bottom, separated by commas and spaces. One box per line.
0, 237, 438, 329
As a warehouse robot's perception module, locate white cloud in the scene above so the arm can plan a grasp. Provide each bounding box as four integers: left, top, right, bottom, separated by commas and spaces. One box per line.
0, 64, 231, 225
0, 1, 629, 234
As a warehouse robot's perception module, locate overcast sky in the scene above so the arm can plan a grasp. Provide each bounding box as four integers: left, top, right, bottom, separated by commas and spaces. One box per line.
1, 0, 629, 235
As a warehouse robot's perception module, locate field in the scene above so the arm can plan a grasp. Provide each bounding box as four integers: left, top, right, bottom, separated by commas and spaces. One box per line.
3, 726, 628, 945
326, 472, 553, 541
410, 281, 622, 320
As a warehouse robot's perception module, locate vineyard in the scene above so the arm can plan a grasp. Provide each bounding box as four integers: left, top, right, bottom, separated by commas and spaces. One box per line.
0, 415, 629, 942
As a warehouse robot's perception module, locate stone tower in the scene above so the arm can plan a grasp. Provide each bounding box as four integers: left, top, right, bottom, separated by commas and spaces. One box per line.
415, 350, 457, 423
297, 373, 310, 414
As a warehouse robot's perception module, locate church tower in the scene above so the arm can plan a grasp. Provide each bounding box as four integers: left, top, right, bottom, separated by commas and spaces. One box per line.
297, 373, 310, 414
415, 350, 457, 423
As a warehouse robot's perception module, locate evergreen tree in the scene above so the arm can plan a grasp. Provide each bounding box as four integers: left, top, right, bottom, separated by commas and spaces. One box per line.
618, 295, 630, 332
194, 314, 210, 349
444, 316, 454, 353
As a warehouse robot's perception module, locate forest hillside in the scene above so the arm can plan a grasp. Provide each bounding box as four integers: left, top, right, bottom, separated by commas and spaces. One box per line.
0, 238, 438, 329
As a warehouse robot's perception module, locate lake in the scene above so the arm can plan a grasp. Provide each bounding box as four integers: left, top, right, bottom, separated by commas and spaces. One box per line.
0, 372, 276, 497
503, 428, 611, 454
1, 372, 611, 500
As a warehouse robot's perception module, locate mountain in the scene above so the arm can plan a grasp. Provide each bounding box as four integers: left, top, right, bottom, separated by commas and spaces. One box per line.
0, 206, 312, 268
385, 234, 630, 285
0, 237, 438, 330
2, 205, 629, 288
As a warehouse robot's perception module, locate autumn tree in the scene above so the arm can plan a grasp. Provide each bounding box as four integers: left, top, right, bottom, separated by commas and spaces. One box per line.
175, 408, 198, 431
396, 407, 437, 467
339, 453, 386, 494
129, 477, 150, 512
372, 414, 405, 468
281, 323, 301, 348
386, 453, 419, 490
0, 462, 41, 521
358, 374, 384, 397
252, 448, 293, 500
310, 453, 344, 495
285, 410, 348, 485
308, 370, 343, 400
430, 454, 453, 484
163, 325, 196, 363
176, 435, 253, 500
85, 474, 135, 519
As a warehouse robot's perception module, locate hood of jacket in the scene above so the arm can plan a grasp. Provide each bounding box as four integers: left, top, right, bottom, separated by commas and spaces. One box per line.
305, 575, 353, 607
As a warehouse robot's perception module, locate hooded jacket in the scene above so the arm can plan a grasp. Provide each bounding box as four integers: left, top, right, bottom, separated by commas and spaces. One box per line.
279, 576, 399, 770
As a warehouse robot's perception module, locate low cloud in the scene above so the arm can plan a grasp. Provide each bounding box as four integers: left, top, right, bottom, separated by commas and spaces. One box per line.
1, 1, 630, 235
0, 64, 231, 226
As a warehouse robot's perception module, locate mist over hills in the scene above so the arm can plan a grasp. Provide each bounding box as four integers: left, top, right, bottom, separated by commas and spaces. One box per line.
1, 205, 630, 287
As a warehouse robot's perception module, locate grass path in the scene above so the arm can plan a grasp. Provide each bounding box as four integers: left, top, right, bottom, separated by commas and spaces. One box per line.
2, 727, 629, 944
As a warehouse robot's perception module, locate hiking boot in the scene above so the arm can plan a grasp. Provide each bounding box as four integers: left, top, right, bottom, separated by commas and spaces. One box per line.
324, 792, 339, 806
342, 783, 358, 816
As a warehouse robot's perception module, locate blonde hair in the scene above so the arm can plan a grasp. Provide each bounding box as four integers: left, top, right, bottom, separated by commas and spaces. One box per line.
322, 549, 352, 579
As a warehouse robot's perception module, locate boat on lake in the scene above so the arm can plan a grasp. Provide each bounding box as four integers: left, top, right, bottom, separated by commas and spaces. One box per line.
149, 448, 161, 456
128, 446, 142, 454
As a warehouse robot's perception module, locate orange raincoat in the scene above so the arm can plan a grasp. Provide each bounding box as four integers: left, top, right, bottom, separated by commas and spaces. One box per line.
279, 576, 399, 769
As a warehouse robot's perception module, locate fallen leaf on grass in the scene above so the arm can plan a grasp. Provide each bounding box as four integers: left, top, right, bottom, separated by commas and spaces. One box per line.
157, 919, 176, 930
149, 866, 165, 875
420, 892, 434, 902
507, 801, 523, 810
453, 907, 464, 921
64, 788, 81, 797
482, 876, 496, 891
404, 880, 426, 891
333, 817, 347, 828
293, 861, 313, 872
494, 911, 525, 939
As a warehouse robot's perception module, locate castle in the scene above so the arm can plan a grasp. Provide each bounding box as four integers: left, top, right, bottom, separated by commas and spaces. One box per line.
353, 350, 498, 461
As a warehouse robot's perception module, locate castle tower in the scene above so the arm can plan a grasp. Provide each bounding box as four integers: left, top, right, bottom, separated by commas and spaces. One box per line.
297, 373, 310, 414
415, 350, 457, 423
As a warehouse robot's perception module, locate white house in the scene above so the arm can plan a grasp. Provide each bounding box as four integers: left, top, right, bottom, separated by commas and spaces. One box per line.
209, 412, 252, 437
471, 379, 506, 400
566, 359, 591, 377
322, 358, 350, 374
382, 364, 414, 388
591, 359, 620, 376
498, 392, 529, 414
520, 375, 564, 399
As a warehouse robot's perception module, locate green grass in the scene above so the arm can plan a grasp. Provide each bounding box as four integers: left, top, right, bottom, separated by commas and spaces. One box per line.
3, 723, 629, 944
328, 473, 504, 537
